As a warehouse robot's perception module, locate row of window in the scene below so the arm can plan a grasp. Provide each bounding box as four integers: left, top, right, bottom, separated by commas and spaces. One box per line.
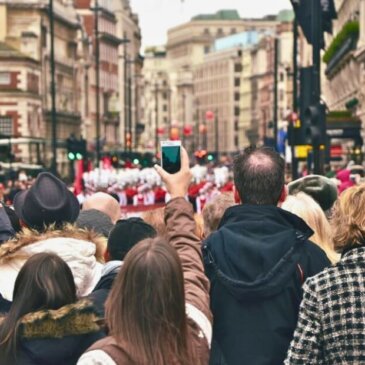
100, 43, 118, 63
203, 27, 238, 36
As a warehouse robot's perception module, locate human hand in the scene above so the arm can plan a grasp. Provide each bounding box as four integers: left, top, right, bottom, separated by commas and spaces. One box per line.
154, 146, 192, 199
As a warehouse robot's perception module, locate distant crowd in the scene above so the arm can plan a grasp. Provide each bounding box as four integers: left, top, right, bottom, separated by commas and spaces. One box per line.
0, 147, 364, 364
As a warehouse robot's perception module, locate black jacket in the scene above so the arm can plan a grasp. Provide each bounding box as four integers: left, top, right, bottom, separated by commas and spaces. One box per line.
1, 300, 104, 365
86, 262, 120, 317
203, 204, 330, 365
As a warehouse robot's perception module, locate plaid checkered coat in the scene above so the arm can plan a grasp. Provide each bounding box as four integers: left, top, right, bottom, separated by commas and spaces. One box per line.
285, 246, 365, 364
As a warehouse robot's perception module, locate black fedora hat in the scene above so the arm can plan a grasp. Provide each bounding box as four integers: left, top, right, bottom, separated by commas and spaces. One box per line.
14, 172, 80, 230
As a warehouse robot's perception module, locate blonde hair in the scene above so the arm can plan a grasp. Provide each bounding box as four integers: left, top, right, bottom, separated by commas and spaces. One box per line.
331, 184, 365, 252
282, 192, 339, 264
202, 193, 235, 237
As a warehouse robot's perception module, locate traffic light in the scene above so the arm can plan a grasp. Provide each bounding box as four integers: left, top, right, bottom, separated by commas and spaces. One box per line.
195, 150, 208, 165
67, 136, 87, 161
303, 103, 326, 148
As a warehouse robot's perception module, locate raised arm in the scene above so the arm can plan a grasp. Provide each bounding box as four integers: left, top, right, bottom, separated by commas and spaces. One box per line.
155, 148, 212, 341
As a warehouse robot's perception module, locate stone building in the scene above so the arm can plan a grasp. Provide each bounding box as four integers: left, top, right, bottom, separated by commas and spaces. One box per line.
75, 0, 121, 153
0, 0, 84, 173
141, 47, 171, 153
114, 0, 143, 151
194, 47, 243, 154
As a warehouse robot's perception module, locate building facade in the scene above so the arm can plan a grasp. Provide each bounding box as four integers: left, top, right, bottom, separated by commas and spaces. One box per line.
194, 47, 243, 154
0, 0, 84, 174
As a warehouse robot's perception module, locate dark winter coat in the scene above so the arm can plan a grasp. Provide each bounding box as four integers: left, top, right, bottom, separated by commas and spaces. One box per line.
0, 300, 104, 365
0, 205, 15, 244
203, 204, 330, 365
286, 246, 365, 364
87, 261, 120, 317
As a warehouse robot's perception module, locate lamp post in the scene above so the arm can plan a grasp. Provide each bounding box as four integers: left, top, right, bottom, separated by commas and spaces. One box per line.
49, 0, 57, 175
273, 37, 279, 152
155, 82, 159, 155
93, 0, 101, 167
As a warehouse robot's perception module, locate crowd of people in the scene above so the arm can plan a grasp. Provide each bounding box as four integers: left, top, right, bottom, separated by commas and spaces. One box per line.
0, 145, 364, 364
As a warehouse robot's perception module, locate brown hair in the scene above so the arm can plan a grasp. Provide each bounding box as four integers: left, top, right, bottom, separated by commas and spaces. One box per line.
141, 208, 167, 237
331, 184, 365, 252
0, 253, 76, 363
202, 193, 235, 237
105, 237, 197, 365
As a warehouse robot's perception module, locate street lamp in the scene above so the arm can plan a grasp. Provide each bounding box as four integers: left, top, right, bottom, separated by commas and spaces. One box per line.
49, 0, 57, 175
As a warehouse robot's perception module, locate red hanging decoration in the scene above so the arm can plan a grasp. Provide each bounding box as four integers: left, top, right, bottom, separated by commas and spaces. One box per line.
183, 124, 193, 136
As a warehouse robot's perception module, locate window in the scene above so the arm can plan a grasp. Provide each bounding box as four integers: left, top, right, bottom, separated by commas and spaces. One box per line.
162, 92, 167, 99
234, 120, 239, 131
234, 78, 240, 87
234, 64, 242, 73
231, 28, 237, 34
0, 116, 13, 137
217, 28, 224, 36
234, 107, 240, 116
41, 25, 47, 48
163, 104, 168, 112
234, 92, 240, 101
0, 72, 10, 85
280, 72, 284, 82
204, 45, 210, 54
204, 28, 210, 35
235, 135, 239, 147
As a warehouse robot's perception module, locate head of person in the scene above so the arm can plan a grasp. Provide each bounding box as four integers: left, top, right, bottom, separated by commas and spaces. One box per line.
141, 208, 167, 236
76, 209, 114, 238
0, 253, 76, 362
282, 192, 339, 264
202, 192, 235, 237
288, 174, 338, 214
233, 146, 286, 205
106, 237, 195, 364
13, 172, 80, 232
82, 192, 120, 223
106, 218, 157, 261
331, 184, 365, 253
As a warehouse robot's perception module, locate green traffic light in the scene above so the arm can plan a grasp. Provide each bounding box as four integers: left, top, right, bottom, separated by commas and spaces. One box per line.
76, 153, 83, 160
133, 158, 140, 165
68, 152, 75, 160
207, 155, 214, 161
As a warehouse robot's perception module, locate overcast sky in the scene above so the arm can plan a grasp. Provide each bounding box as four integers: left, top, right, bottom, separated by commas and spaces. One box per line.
130, 0, 292, 49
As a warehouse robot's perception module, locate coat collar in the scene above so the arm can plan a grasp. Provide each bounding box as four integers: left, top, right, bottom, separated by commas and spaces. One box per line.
0, 224, 106, 264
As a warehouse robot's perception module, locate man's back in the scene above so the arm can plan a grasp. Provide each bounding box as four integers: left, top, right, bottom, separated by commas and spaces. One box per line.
203, 204, 330, 365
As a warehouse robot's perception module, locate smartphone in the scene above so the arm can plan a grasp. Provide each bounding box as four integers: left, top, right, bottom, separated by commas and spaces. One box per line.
161, 141, 181, 174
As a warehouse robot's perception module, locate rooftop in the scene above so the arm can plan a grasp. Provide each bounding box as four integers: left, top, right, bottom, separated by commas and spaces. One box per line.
192, 10, 240, 21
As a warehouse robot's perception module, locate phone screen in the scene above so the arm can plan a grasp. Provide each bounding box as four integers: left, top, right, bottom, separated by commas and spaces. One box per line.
162, 145, 181, 174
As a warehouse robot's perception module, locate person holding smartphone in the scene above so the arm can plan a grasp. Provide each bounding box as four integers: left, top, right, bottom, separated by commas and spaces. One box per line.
78, 146, 212, 365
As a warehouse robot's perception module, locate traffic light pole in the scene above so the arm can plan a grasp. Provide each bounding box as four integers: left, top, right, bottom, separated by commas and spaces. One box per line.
215, 109, 219, 161
311, 0, 324, 174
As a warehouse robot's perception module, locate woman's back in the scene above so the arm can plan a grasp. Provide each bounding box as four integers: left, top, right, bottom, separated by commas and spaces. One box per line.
287, 247, 365, 364
10, 301, 103, 365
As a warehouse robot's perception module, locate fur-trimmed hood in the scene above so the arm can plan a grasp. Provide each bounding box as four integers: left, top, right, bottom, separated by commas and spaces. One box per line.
0, 224, 106, 263
0, 225, 107, 301
0, 300, 105, 365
